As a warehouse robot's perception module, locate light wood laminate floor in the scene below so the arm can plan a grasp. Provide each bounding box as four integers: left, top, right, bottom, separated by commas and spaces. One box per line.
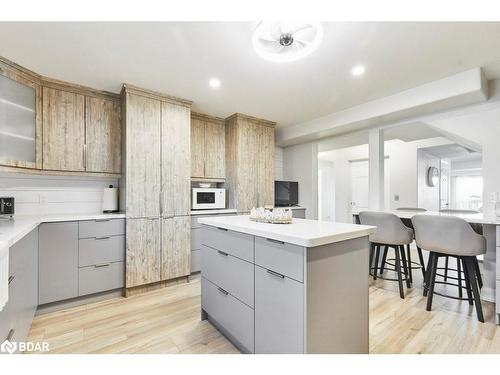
27, 271, 500, 354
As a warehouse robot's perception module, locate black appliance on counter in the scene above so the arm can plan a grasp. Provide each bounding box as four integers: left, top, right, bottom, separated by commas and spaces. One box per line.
274, 181, 298, 207
0, 197, 14, 218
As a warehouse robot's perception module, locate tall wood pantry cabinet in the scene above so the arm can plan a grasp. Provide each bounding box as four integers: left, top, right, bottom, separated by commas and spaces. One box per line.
225, 113, 275, 213
121, 85, 192, 289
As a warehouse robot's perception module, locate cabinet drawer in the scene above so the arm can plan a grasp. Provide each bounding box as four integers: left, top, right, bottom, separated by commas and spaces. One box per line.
254, 265, 304, 354
497, 280, 500, 315
79, 235, 125, 267
201, 225, 254, 263
191, 250, 201, 273
201, 245, 254, 307
202, 277, 254, 353
255, 237, 304, 282
191, 214, 235, 229
191, 227, 202, 250
79, 218, 125, 239
78, 261, 124, 296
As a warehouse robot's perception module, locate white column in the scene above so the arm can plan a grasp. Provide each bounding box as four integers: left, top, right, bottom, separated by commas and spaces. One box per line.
368, 129, 384, 210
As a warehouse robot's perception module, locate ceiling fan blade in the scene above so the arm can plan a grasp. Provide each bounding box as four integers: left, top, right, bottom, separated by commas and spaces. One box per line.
289, 23, 313, 35
294, 39, 312, 48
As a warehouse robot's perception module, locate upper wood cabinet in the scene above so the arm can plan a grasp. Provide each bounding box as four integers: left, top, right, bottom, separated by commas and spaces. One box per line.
85, 96, 121, 173
42, 87, 86, 171
191, 113, 225, 180
226, 113, 275, 213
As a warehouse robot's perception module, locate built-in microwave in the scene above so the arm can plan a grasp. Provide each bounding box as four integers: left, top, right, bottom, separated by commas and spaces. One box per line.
192, 188, 226, 210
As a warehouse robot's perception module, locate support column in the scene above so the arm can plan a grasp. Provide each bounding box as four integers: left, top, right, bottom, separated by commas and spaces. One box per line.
368, 129, 385, 210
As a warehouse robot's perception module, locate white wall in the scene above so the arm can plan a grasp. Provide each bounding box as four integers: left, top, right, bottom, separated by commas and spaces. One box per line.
283, 142, 318, 219
416, 149, 441, 211
0, 173, 119, 215
318, 160, 335, 221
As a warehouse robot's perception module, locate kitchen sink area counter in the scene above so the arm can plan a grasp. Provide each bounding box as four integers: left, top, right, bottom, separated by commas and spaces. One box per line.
198, 215, 375, 354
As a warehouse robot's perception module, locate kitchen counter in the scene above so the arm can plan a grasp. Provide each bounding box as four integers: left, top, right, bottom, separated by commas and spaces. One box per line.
0, 212, 126, 248
198, 215, 374, 247
190, 208, 238, 216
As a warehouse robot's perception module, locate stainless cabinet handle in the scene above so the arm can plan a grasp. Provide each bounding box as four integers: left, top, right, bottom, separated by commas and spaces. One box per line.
217, 287, 229, 296
6, 329, 14, 342
94, 236, 110, 240
217, 227, 228, 231
217, 250, 228, 257
266, 238, 285, 245
267, 269, 285, 279
8, 275, 14, 285
94, 263, 111, 268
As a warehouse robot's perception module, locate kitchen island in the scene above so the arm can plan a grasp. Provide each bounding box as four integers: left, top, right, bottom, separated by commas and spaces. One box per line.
198, 215, 375, 354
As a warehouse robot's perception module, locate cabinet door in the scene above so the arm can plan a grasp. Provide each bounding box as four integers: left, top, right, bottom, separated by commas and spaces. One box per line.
42, 87, 85, 171
39, 222, 79, 304
161, 102, 191, 217
204, 120, 226, 179
161, 216, 190, 280
255, 265, 304, 354
86, 96, 121, 173
237, 120, 259, 212
126, 218, 161, 287
125, 93, 161, 218
190, 117, 205, 178
257, 125, 275, 207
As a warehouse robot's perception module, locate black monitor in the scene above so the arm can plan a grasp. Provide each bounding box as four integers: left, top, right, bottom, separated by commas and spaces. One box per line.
274, 181, 299, 207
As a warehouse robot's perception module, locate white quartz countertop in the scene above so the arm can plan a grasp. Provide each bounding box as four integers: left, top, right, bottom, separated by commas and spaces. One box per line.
0, 213, 125, 248
352, 209, 500, 225
190, 209, 238, 216
198, 215, 375, 247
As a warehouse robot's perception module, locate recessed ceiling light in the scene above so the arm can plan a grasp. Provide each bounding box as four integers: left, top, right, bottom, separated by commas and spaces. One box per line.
209, 78, 221, 89
351, 65, 366, 77
252, 22, 323, 63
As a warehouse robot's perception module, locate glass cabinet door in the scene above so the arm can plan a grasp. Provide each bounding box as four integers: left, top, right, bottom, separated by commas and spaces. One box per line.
0, 73, 37, 167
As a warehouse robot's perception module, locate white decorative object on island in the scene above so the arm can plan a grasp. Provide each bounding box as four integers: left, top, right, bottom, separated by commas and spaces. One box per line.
198, 215, 375, 353
250, 207, 293, 224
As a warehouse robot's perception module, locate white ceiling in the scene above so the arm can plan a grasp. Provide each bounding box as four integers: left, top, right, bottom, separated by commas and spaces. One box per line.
1, 22, 500, 127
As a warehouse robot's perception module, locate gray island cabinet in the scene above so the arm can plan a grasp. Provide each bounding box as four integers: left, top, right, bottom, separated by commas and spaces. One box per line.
199, 215, 375, 354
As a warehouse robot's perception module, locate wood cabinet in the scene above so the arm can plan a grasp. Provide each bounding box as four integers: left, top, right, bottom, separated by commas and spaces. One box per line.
162, 101, 191, 217
85, 96, 121, 173
161, 216, 191, 280
123, 91, 161, 218
126, 218, 161, 288
226, 113, 275, 213
42, 87, 86, 171
191, 112, 225, 180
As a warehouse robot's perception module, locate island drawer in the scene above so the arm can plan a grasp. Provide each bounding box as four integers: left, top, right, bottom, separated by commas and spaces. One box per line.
191, 249, 201, 273
79, 235, 125, 267
78, 261, 124, 296
79, 219, 125, 239
201, 245, 254, 307
202, 277, 254, 353
255, 237, 304, 282
191, 227, 202, 250
201, 226, 254, 263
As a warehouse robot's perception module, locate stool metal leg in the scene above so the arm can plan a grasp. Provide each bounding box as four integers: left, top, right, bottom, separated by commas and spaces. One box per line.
426, 253, 439, 311
379, 245, 388, 275
417, 247, 426, 278
457, 258, 463, 298
473, 257, 483, 289
394, 245, 405, 299
444, 256, 449, 282
464, 257, 484, 323
369, 243, 375, 275
406, 244, 413, 286
462, 258, 474, 306
373, 245, 381, 280
423, 252, 433, 297
400, 245, 411, 288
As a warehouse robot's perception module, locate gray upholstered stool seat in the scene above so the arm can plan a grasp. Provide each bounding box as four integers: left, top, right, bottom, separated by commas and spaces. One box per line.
359, 211, 423, 299
412, 215, 486, 322
396, 207, 427, 212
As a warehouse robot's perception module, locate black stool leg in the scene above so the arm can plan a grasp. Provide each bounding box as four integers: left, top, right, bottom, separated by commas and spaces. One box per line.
464, 257, 484, 323
423, 252, 433, 297
379, 245, 388, 275
457, 257, 463, 299
406, 244, 413, 286
394, 245, 405, 299
462, 258, 474, 306
426, 252, 439, 311
369, 243, 375, 275
373, 245, 381, 280
400, 245, 411, 288
444, 256, 449, 282
473, 257, 483, 289
417, 247, 426, 278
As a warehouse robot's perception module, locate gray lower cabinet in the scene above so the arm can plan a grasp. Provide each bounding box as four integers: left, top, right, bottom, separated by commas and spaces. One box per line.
0, 228, 38, 348
254, 265, 304, 354
292, 208, 306, 219
39, 222, 79, 305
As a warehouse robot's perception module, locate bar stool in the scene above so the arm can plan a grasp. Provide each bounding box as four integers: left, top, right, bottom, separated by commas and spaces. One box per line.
412, 215, 486, 322
359, 212, 414, 299
396, 207, 427, 212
